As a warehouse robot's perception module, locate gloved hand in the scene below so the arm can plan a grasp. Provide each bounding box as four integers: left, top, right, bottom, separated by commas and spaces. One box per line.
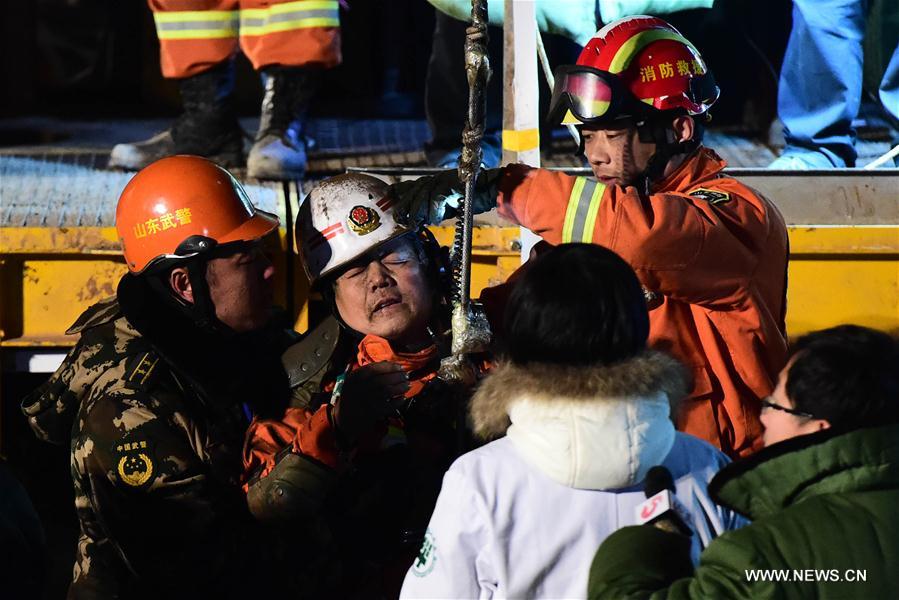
388, 168, 503, 227
331, 361, 410, 444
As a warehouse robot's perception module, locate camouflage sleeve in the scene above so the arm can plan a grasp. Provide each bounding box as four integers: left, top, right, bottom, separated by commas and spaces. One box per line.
241, 319, 347, 522
72, 386, 263, 594
22, 339, 90, 445
22, 319, 123, 445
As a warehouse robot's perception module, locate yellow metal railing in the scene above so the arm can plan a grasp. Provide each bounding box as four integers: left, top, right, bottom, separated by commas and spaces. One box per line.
2, 221, 897, 349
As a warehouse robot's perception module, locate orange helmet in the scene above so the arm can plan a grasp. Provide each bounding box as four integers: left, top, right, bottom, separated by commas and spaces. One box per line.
548, 15, 719, 126
115, 155, 279, 273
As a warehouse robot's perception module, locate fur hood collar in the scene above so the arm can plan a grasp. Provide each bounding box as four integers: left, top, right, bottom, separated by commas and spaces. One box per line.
472, 350, 688, 437
470, 350, 688, 490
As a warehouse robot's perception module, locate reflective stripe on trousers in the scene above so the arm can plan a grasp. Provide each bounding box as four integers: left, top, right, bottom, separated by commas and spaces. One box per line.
154, 0, 339, 39
149, 0, 341, 77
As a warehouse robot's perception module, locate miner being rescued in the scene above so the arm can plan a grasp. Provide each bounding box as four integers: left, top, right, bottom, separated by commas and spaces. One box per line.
242, 173, 486, 598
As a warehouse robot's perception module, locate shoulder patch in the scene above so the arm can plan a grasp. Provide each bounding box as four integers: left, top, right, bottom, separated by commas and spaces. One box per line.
126, 352, 161, 388
113, 437, 156, 488
411, 528, 438, 577
688, 188, 731, 205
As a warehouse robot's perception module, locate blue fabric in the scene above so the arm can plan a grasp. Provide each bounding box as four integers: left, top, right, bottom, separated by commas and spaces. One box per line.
777, 0, 899, 167
880, 41, 899, 125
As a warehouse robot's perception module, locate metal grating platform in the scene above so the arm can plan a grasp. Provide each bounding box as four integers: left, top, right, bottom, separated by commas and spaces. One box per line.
1, 116, 896, 229
0, 155, 282, 228
307, 118, 430, 156
1, 157, 133, 227
2, 116, 896, 168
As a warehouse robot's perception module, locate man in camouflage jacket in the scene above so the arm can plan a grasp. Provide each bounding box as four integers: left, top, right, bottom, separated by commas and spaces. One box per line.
22, 156, 295, 599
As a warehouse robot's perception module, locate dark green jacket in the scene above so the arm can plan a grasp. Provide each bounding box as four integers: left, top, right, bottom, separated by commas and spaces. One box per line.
589, 424, 899, 599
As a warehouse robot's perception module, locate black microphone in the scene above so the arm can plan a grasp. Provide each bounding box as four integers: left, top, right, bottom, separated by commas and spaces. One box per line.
635, 466, 693, 537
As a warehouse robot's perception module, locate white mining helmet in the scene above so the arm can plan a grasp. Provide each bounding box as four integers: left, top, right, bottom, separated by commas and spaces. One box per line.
296, 173, 413, 284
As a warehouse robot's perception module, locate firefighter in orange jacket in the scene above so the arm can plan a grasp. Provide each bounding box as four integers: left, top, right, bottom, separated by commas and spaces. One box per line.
392, 16, 789, 458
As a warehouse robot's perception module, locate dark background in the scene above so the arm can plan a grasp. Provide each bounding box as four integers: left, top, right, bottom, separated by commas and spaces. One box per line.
1, 0, 794, 132
0, 1, 796, 598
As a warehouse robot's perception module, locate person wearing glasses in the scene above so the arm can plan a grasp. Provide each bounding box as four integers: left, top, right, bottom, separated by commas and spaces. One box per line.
391, 15, 789, 460
757, 373, 830, 445
587, 324, 899, 599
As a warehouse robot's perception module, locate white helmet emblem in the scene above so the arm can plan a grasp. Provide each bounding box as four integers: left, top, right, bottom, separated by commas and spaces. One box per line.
347, 205, 381, 235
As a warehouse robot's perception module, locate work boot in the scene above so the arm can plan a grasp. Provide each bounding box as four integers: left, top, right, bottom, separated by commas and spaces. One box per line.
246, 66, 321, 180
109, 60, 244, 170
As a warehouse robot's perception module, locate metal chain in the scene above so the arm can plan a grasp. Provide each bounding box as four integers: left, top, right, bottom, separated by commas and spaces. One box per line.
440, 0, 492, 383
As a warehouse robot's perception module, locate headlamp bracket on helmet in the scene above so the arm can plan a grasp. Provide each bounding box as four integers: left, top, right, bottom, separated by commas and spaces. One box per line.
174, 235, 219, 257
140, 235, 219, 275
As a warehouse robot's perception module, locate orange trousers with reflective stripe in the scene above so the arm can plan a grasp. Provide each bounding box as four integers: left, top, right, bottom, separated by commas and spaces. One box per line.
149, 0, 341, 78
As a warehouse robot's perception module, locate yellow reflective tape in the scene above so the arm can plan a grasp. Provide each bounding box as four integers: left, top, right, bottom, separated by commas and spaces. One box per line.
562, 177, 587, 243
569, 179, 598, 242
157, 29, 238, 40
561, 109, 582, 125
154, 10, 238, 23
580, 182, 606, 243
501, 128, 540, 152
240, 0, 338, 19
239, 17, 339, 35
608, 29, 700, 74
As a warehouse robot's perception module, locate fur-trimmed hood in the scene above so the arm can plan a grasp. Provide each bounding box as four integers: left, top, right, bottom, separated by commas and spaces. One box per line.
470, 350, 689, 490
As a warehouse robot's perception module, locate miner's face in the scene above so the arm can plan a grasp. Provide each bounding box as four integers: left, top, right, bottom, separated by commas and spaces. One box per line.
333, 236, 433, 348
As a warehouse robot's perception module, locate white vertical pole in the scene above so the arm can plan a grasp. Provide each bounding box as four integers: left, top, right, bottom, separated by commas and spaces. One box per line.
502, 0, 542, 261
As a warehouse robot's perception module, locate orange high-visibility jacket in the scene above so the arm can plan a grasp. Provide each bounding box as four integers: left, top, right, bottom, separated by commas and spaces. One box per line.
495, 148, 789, 457
149, 0, 341, 78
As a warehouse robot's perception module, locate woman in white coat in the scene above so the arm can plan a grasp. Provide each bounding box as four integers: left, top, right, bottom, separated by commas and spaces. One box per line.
400, 243, 743, 600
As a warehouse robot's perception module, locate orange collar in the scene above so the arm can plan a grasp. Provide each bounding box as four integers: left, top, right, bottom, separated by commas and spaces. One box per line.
356, 335, 440, 397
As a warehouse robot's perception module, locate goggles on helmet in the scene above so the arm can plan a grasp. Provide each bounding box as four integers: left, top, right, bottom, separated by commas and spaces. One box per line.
548, 64, 720, 127
548, 65, 648, 126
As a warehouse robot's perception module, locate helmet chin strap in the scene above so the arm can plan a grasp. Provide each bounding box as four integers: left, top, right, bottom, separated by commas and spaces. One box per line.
186, 260, 231, 334
635, 116, 699, 195
147, 258, 232, 336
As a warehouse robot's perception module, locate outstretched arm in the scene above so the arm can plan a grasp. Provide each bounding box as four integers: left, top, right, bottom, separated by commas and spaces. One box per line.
389, 168, 506, 226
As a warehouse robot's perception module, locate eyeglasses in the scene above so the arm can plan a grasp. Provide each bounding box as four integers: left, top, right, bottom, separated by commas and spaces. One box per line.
760, 397, 816, 419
